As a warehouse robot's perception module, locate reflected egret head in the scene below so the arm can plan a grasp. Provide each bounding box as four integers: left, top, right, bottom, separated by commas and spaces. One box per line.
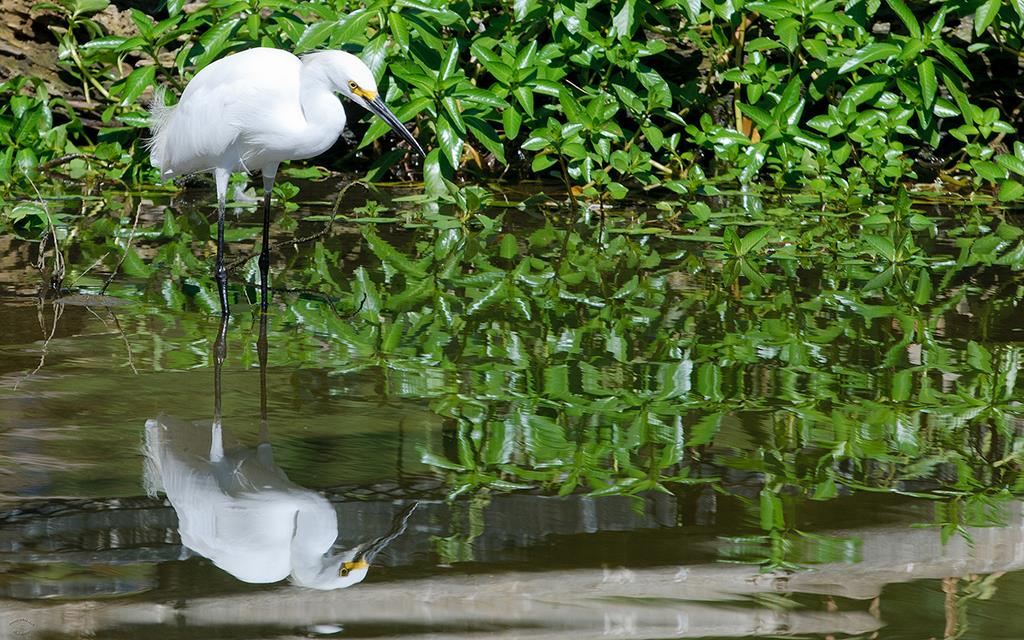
290, 555, 370, 590
326, 557, 372, 590
292, 502, 418, 590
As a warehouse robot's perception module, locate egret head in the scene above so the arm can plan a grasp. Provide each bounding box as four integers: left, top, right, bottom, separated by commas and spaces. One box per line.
330, 51, 379, 105
320, 51, 426, 159
294, 535, 384, 590
322, 556, 372, 590
294, 502, 418, 591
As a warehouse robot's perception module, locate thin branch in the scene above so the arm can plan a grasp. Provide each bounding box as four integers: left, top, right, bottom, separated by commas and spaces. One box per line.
108, 311, 139, 375
100, 199, 143, 295
14, 302, 63, 391
224, 180, 367, 272
68, 251, 111, 288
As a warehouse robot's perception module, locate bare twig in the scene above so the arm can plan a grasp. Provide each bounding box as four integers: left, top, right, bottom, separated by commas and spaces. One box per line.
27, 176, 64, 297
224, 180, 367, 272
68, 252, 111, 288
100, 199, 143, 295
14, 301, 63, 391
108, 311, 139, 375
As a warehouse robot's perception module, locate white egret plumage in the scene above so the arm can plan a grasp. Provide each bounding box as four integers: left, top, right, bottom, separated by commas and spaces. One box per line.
149, 47, 426, 315
142, 314, 417, 589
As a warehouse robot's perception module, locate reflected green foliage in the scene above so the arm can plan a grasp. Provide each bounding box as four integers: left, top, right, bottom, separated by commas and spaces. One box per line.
3, 0, 1024, 203
25, 189, 1024, 569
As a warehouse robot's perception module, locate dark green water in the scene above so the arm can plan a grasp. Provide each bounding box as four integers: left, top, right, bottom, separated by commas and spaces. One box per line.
1, 184, 1024, 639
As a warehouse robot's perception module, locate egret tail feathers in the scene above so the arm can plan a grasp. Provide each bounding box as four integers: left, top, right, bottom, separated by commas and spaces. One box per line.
147, 86, 175, 176
142, 418, 165, 497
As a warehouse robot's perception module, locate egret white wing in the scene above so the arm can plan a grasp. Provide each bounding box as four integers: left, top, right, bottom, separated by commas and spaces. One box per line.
150, 48, 304, 178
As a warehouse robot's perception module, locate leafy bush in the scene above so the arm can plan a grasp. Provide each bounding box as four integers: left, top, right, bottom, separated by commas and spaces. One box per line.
7, 0, 1024, 202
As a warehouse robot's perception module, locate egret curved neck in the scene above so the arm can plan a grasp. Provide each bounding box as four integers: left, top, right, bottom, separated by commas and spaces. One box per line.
289, 500, 343, 587
298, 56, 347, 134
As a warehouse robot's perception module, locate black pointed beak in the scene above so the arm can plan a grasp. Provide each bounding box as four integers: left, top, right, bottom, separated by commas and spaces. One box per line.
366, 96, 426, 159
354, 502, 419, 565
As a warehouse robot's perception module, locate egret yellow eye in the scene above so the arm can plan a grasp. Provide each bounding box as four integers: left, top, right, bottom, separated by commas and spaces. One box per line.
348, 81, 358, 90
339, 567, 350, 577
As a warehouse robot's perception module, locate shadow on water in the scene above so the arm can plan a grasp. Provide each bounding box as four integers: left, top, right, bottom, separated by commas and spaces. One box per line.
2, 187, 1024, 638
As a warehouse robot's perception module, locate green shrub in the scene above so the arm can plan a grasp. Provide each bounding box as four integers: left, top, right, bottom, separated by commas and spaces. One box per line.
7, 0, 1024, 202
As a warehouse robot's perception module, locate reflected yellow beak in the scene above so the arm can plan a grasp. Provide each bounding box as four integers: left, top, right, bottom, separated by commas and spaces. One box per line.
343, 560, 369, 571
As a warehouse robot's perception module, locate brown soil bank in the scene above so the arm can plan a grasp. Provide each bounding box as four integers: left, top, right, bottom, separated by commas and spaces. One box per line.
0, 0, 138, 100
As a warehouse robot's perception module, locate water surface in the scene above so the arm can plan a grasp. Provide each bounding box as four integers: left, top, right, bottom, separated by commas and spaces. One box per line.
1, 185, 1023, 638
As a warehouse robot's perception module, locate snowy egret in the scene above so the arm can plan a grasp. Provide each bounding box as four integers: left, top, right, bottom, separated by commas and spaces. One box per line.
142, 313, 417, 589
149, 48, 426, 315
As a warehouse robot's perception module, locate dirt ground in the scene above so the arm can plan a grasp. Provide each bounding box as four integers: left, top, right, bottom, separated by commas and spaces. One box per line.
0, 0, 138, 99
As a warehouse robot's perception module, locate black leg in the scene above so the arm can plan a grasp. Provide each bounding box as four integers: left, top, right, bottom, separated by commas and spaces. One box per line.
255, 309, 275, 468
259, 177, 273, 310
211, 312, 228, 462
215, 195, 230, 317
257, 310, 269, 443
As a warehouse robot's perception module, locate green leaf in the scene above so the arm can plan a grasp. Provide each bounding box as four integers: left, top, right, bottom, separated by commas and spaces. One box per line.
996, 154, 1024, 177
998, 180, 1024, 202
363, 228, 428, 278
936, 65, 973, 125
791, 130, 829, 153
774, 17, 799, 52
502, 107, 522, 139
933, 98, 959, 118
917, 58, 936, 110
361, 35, 389, 78
966, 341, 992, 373
513, 0, 536, 21
467, 279, 506, 315
738, 226, 773, 255
774, 77, 803, 121
612, 0, 636, 40
1014, 0, 1024, 21
885, 0, 921, 38
439, 41, 460, 82
436, 114, 464, 169
838, 43, 900, 75
682, 0, 701, 21
352, 267, 381, 320
842, 76, 887, 109
531, 155, 556, 171
190, 17, 240, 70
973, 160, 1007, 183
295, 21, 337, 53
464, 115, 506, 164
638, 69, 672, 110
500, 233, 518, 260
80, 35, 127, 50
740, 259, 769, 288
863, 267, 894, 292
914, 271, 932, 305
331, 9, 376, 47
120, 246, 153, 277
457, 88, 509, 109
113, 65, 155, 106
423, 148, 447, 197
863, 235, 896, 261
522, 135, 550, 151
514, 86, 535, 116
73, 0, 108, 17
975, 0, 1001, 36
931, 40, 972, 80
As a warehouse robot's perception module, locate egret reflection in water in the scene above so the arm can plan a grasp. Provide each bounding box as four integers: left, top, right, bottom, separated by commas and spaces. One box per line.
142, 314, 416, 589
